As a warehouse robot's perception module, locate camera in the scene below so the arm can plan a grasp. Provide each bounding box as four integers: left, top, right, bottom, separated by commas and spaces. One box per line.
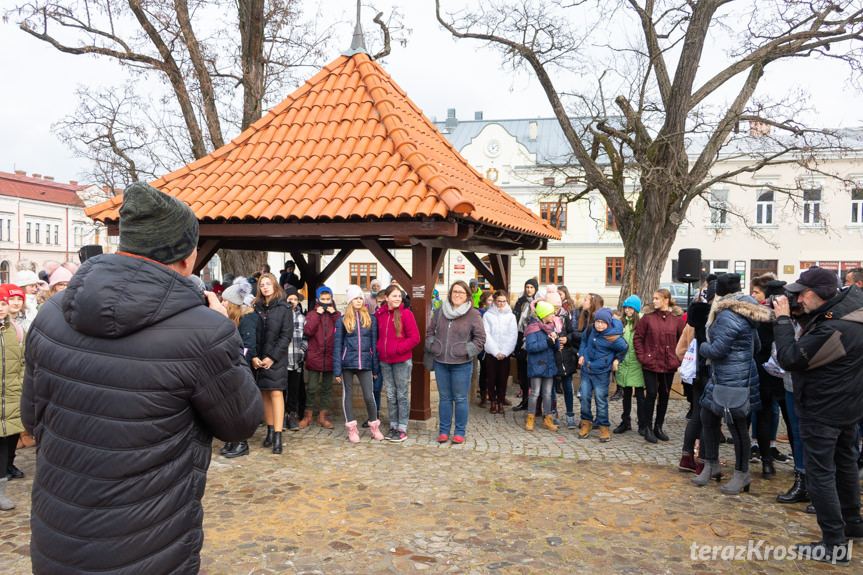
764, 280, 800, 311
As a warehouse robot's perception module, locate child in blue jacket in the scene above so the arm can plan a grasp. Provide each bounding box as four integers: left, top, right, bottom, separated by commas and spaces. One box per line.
577, 307, 628, 442
524, 301, 560, 432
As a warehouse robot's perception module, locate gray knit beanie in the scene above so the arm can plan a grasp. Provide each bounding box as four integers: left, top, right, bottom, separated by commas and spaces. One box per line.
118, 182, 199, 264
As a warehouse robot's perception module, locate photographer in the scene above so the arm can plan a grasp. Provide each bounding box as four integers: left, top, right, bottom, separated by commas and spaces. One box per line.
774, 267, 863, 565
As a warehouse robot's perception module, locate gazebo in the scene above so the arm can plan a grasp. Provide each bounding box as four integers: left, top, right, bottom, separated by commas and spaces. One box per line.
87, 31, 560, 423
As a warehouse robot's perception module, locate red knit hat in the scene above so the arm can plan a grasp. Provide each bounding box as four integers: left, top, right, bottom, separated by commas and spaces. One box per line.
0, 286, 9, 303
0, 284, 25, 300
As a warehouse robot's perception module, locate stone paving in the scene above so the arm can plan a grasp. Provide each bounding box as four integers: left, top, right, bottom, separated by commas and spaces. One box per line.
0, 388, 856, 574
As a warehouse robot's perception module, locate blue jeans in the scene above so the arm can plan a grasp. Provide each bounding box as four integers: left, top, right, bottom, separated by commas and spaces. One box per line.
381, 359, 412, 432
373, 372, 383, 418
785, 390, 805, 473
579, 370, 610, 427
435, 360, 473, 437
562, 375, 574, 416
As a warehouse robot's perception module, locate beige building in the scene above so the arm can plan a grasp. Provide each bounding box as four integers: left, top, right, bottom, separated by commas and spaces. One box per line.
0, 170, 116, 282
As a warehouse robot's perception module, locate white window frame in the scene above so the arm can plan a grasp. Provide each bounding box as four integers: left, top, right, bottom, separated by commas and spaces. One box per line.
852, 187, 863, 225
756, 188, 774, 225
708, 188, 730, 227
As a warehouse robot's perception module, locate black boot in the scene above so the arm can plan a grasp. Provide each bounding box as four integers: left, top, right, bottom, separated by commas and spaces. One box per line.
263, 425, 275, 447
6, 465, 23, 480
653, 424, 669, 442
644, 426, 658, 444
613, 421, 630, 434
777, 470, 810, 504
224, 441, 249, 458
272, 432, 283, 454
220, 442, 235, 456
512, 398, 528, 411
610, 387, 623, 401
637, 424, 647, 437
761, 458, 776, 480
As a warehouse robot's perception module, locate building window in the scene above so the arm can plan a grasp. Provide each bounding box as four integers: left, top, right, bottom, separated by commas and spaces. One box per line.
5, 220, 9, 243
709, 189, 729, 225
756, 190, 774, 225
751, 260, 778, 279
606, 201, 633, 230
0, 261, 8, 284
802, 187, 822, 224
54, 225, 59, 245
437, 266, 444, 285
26, 222, 31, 243
540, 257, 564, 285
35, 223, 40, 244
543, 177, 555, 186
565, 176, 579, 185
852, 188, 863, 224
606, 257, 624, 286
539, 202, 567, 230
349, 263, 377, 291
475, 256, 491, 291
710, 260, 730, 274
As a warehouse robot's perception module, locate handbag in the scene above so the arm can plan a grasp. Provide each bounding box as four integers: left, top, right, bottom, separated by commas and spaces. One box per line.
711, 333, 755, 425
679, 338, 697, 383
762, 342, 785, 378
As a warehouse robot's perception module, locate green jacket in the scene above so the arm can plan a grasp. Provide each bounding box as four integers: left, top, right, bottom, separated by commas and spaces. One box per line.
616, 317, 644, 388
1, 320, 25, 437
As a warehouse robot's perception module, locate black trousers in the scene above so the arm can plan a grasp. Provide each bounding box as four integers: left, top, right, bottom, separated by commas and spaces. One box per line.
285, 369, 306, 414
620, 387, 645, 428
642, 370, 673, 428
754, 368, 793, 463
799, 418, 862, 546
702, 407, 750, 472
0, 434, 18, 474
683, 379, 706, 454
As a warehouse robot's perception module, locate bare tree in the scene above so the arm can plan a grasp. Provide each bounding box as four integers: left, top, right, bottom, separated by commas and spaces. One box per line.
436, 0, 863, 301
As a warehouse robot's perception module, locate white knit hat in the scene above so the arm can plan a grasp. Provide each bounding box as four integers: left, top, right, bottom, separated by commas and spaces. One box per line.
14, 269, 41, 288
346, 284, 364, 304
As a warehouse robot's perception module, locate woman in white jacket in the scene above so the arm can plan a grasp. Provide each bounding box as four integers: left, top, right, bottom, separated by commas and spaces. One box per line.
13, 270, 42, 329
483, 290, 518, 414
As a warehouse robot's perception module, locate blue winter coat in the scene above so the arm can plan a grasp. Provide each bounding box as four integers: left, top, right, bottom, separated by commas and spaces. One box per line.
333, 312, 380, 377
525, 320, 559, 378
700, 294, 772, 416
578, 318, 629, 374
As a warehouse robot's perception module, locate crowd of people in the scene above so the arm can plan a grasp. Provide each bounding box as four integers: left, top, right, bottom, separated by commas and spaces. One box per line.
2, 180, 862, 570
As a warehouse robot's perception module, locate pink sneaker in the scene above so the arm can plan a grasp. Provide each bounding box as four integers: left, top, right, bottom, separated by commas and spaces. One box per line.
437, 434, 449, 443
451, 435, 465, 444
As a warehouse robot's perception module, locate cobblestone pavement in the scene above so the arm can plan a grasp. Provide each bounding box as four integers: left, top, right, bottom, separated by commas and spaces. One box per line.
0, 392, 856, 573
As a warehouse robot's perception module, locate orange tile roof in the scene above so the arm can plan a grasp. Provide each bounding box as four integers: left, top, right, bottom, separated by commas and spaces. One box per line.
86, 52, 560, 240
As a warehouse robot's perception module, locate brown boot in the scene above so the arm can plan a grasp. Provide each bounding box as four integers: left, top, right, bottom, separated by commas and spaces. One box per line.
318, 410, 334, 429
298, 410, 313, 428
578, 420, 592, 439
543, 415, 559, 431
599, 425, 611, 442
525, 414, 535, 431
478, 390, 488, 408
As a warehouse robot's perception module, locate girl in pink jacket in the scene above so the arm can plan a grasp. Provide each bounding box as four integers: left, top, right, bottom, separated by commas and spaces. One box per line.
375, 285, 420, 442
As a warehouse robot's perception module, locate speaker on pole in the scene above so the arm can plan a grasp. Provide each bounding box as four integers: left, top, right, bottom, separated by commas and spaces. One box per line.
78, 244, 104, 263
677, 248, 702, 283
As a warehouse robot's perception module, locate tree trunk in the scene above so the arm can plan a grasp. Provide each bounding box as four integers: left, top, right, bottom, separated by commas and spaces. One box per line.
219, 249, 269, 278
238, 0, 266, 131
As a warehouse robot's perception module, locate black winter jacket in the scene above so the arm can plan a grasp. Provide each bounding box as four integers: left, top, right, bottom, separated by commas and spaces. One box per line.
253, 297, 293, 390
21, 253, 262, 575
774, 286, 863, 426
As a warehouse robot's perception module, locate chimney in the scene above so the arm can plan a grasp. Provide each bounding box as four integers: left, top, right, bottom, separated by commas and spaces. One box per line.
69, 180, 78, 186
529, 121, 538, 141
474, 111, 483, 120
445, 108, 458, 129
14, 170, 25, 176
32, 173, 42, 179
749, 121, 770, 137
103, 186, 111, 193
43, 176, 54, 181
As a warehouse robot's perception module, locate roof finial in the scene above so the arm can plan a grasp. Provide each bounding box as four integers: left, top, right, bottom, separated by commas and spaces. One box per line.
348, 0, 367, 53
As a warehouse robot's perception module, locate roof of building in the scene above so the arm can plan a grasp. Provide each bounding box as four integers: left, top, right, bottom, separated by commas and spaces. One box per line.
86, 52, 560, 240
0, 171, 86, 207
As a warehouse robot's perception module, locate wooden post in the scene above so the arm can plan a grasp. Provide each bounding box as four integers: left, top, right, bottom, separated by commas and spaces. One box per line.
410, 244, 433, 420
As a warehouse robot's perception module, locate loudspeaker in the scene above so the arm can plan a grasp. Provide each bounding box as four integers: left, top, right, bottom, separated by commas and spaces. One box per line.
677, 248, 702, 283
78, 244, 104, 263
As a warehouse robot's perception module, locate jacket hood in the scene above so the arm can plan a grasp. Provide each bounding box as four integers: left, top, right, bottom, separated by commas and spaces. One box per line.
486, 304, 513, 316
708, 293, 774, 326
62, 254, 206, 339
686, 301, 711, 328
816, 284, 863, 324
375, 302, 406, 317
641, 304, 684, 317
597, 317, 624, 336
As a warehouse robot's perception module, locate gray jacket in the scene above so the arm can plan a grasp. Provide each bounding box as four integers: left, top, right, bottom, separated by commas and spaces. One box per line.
425, 302, 486, 365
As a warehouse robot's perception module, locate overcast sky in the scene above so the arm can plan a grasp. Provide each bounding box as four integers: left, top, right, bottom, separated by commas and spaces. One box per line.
1, 1, 860, 185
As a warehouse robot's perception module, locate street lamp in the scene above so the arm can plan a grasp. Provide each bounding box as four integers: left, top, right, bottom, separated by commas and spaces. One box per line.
519, 249, 526, 268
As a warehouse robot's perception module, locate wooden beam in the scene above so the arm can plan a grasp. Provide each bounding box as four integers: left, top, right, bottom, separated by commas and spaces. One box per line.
431, 247, 447, 281
198, 221, 458, 238
409, 244, 433, 421
410, 237, 522, 255
488, 253, 511, 291
360, 239, 412, 288
317, 248, 354, 285
462, 251, 501, 288
193, 239, 221, 275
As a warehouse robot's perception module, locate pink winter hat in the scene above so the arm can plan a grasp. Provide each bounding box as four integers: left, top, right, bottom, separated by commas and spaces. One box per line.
49, 265, 74, 287
545, 291, 562, 308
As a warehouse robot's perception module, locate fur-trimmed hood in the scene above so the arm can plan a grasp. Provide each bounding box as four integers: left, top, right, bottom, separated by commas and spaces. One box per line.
707, 293, 774, 327
641, 304, 684, 317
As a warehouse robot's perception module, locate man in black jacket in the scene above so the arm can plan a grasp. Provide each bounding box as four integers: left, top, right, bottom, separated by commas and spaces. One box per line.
774, 267, 863, 566
22, 182, 263, 574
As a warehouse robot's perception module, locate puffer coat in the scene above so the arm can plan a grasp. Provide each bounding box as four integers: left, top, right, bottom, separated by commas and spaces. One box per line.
578, 318, 629, 374
0, 320, 25, 437
700, 294, 772, 417
253, 297, 293, 391
634, 304, 685, 373
21, 253, 262, 575
482, 304, 518, 358
525, 319, 559, 378
303, 307, 341, 372
616, 316, 644, 387
333, 312, 380, 377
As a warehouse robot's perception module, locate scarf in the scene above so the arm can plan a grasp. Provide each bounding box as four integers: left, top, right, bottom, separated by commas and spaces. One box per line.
442, 299, 472, 320
524, 318, 556, 336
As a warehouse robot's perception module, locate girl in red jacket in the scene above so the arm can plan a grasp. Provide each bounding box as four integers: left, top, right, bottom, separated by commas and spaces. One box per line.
376, 285, 421, 442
